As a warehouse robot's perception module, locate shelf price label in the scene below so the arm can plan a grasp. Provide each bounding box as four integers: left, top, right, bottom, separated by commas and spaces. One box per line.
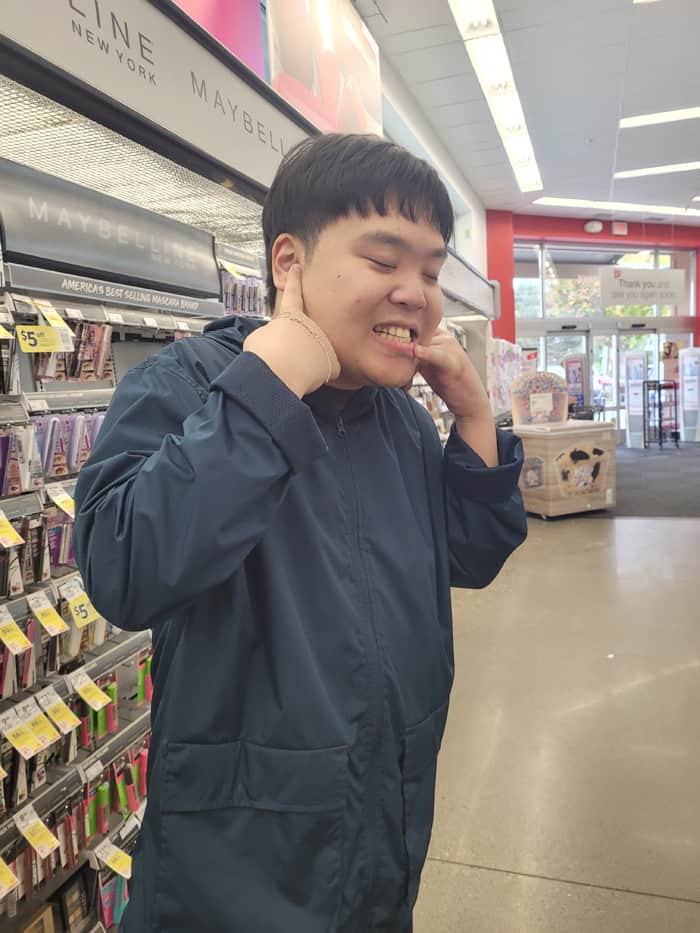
39, 306, 74, 334
15, 698, 61, 750
108, 312, 125, 325
0, 709, 42, 759
26, 590, 70, 636
17, 325, 72, 353
0, 510, 25, 549
0, 856, 19, 900
65, 308, 84, 321
46, 483, 76, 519
0, 324, 14, 340
36, 686, 81, 734
143, 316, 159, 329
0, 607, 32, 655
60, 579, 100, 629
14, 805, 60, 859
70, 668, 111, 711
94, 839, 132, 879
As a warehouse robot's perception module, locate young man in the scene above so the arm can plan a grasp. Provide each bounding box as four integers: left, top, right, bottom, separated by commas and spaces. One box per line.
74, 134, 526, 933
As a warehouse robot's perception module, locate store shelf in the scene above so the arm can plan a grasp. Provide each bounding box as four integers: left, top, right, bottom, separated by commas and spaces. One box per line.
3, 858, 90, 933
0, 400, 28, 426
0, 491, 44, 523
23, 388, 115, 414
56, 631, 152, 704
0, 708, 151, 856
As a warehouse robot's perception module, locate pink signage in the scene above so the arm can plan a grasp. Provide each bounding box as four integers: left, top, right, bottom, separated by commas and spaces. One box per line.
172, 0, 265, 79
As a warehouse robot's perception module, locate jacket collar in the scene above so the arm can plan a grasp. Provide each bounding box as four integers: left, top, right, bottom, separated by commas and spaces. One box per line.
204, 315, 379, 423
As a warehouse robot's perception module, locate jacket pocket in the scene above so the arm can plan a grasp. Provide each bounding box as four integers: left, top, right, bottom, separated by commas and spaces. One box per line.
401, 702, 449, 909
155, 740, 349, 933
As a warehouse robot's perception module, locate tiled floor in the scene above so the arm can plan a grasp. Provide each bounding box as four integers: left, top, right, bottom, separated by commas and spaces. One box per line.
415, 517, 700, 932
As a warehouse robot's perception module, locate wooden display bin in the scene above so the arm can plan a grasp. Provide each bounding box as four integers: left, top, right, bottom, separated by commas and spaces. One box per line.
516, 421, 617, 518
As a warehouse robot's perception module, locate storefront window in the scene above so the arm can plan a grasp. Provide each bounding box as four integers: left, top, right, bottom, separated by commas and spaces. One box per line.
515, 243, 696, 319
513, 244, 541, 318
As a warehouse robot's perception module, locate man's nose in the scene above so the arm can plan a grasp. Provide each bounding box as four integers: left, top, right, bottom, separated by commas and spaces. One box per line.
389, 276, 427, 310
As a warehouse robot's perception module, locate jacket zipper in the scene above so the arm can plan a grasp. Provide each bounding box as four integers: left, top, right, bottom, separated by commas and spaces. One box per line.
337, 414, 384, 928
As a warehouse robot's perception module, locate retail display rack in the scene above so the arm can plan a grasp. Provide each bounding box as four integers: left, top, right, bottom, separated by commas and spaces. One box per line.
643, 380, 680, 449
0, 154, 270, 929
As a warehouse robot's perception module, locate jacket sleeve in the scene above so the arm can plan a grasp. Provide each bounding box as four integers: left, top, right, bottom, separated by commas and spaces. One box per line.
73, 351, 327, 631
443, 424, 527, 589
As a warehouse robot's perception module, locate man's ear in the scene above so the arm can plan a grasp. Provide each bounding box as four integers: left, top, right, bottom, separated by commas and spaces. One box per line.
271, 234, 306, 293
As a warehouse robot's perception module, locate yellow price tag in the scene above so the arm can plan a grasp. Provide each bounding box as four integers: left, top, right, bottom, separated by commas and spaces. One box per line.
16, 814, 60, 859
26, 591, 70, 636
94, 839, 132, 879
4, 722, 43, 759
35, 686, 81, 734
45, 700, 81, 733
70, 669, 110, 711
46, 485, 75, 519
0, 617, 32, 655
68, 593, 100, 628
39, 307, 72, 331
0, 764, 7, 780
16, 325, 64, 353
0, 856, 19, 899
61, 579, 100, 628
0, 325, 13, 340
24, 821, 59, 856
0, 510, 25, 548
36, 605, 70, 636
27, 711, 61, 748
106, 849, 132, 879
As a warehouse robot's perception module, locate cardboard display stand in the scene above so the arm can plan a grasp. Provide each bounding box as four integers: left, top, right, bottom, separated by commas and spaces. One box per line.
517, 421, 617, 518
624, 353, 647, 449
679, 348, 700, 442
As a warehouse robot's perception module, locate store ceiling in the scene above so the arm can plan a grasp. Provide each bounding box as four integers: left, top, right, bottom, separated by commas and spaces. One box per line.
0, 76, 264, 253
358, 0, 700, 225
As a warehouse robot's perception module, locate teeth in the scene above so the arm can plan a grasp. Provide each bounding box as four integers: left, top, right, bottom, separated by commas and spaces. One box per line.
374, 326, 412, 343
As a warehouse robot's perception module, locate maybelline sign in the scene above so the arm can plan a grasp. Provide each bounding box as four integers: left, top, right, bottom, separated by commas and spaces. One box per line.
0, 0, 309, 190
0, 158, 221, 295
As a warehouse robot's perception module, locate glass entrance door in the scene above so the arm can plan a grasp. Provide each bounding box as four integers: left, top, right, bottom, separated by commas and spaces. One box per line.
544, 333, 588, 379
618, 329, 658, 433
544, 332, 590, 408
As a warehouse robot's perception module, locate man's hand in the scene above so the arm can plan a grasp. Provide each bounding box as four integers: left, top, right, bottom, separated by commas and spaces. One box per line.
244, 265, 340, 398
415, 330, 498, 466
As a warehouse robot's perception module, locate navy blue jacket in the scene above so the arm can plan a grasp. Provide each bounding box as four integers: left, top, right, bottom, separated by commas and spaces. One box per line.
74, 316, 526, 932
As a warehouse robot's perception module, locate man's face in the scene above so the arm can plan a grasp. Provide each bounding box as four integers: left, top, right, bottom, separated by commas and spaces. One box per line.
298, 210, 447, 390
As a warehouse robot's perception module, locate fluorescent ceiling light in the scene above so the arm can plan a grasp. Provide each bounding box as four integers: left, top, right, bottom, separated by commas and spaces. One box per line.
620, 106, 700, 129
447, 0, 543, 193
614, 161, 700, 179
533, 196, 700, 218
693, 196, 700, 202
448, 0, 500, 39
633, 0, 662, 4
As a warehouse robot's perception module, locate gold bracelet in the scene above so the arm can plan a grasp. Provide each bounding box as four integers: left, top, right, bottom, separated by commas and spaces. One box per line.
277, 314, 334, 383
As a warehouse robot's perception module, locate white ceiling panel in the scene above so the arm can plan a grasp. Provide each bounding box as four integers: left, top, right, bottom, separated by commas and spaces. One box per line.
363, 0, 700, 224
380, 23, 461, 56
616, 123, 700, 172
389, 42, 474, 83
411, 74, 483, 109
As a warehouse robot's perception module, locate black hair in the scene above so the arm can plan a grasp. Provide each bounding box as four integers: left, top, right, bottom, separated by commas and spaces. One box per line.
262, 133, 455, 308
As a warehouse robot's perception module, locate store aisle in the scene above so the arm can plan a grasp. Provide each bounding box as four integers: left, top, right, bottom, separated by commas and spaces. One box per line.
415, 517, 700, 932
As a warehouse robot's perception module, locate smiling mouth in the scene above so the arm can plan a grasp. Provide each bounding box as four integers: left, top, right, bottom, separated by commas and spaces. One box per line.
372, 325, 417, 345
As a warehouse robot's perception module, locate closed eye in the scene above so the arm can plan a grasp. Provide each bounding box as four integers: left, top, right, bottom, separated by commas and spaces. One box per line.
424, 273, 440, 282
368, 258, 396, 271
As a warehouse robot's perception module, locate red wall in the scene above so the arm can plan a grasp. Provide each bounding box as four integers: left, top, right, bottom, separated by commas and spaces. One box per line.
487, 212, 700, 345
486, 211, 515, 342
